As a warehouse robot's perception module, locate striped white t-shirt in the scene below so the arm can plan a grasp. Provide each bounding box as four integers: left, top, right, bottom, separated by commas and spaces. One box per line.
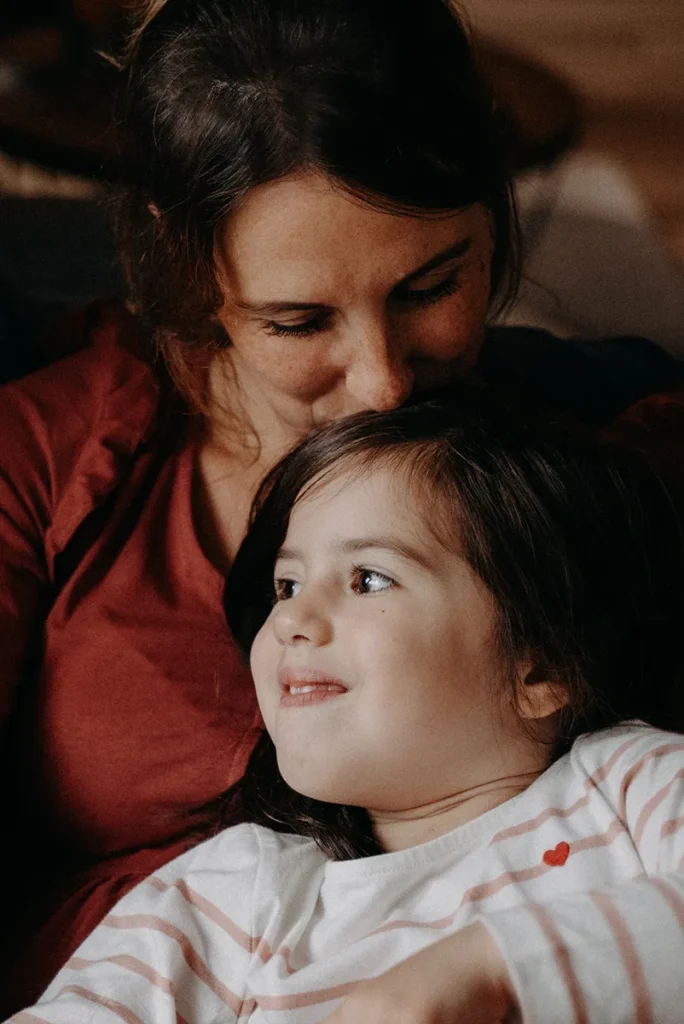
11, 723, 684, 1024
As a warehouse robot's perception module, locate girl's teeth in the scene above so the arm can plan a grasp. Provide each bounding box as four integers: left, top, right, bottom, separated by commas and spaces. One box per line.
288, 684, 345, 695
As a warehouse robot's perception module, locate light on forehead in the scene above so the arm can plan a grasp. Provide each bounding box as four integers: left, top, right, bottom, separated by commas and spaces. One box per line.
216, 172, 487, 304
292, 446, 464, 555
233, 235, 474, 315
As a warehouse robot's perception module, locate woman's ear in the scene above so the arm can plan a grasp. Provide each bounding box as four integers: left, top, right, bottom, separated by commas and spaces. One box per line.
515, 662, 570, 721
148, 202, 161, 218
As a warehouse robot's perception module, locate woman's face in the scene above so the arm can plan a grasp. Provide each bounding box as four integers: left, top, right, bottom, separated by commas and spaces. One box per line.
215, 172, 494, 441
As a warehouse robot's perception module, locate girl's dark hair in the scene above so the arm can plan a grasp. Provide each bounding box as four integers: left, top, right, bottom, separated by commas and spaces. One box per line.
114, 0, 518, 411
210, 388, 684, 860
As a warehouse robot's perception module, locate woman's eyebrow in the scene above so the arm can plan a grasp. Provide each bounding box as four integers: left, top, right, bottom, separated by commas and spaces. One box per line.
237, 237, 473, 315
237, 298, 330, 315
398, 236, 472, 286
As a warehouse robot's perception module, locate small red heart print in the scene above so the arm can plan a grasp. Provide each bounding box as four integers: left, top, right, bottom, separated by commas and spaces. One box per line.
543, 841, 570, 867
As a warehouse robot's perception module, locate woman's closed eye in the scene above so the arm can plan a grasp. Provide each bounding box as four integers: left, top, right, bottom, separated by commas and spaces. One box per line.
262, 268, 462, 338
264, 312, 333, 339
393, 267, 462, 307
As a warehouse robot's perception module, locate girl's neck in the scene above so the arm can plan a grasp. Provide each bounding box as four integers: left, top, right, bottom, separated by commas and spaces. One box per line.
369, 768, 546, 853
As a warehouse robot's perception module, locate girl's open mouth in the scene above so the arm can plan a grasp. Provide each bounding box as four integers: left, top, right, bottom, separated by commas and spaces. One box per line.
279, 674, 349, 708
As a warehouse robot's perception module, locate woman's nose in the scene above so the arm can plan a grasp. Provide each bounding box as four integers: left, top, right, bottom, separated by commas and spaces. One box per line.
272, 592, 333, 647
344, 329, 414, 411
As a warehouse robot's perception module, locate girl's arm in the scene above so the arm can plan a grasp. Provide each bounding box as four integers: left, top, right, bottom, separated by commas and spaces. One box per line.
9, 826, 261, 1024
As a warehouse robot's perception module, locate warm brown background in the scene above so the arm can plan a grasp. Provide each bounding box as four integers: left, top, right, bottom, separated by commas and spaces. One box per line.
1, 1, 682, 267
462, 0, 684, 265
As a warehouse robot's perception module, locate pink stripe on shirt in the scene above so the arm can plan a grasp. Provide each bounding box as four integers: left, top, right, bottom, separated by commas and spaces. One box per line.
590, 892, 654, 1024
526, 902, 590, 1024
104, 913, 243, 1013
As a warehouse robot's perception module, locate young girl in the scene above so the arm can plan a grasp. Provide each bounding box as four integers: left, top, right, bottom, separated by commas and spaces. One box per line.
11, 391, 684, 1024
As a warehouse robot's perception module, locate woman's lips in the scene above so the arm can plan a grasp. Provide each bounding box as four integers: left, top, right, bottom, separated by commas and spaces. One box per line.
278, 668, 348, 708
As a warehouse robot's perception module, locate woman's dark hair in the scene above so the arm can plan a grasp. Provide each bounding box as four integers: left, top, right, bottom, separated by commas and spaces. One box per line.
208, 387, 684, 860
114, 0, 518, 411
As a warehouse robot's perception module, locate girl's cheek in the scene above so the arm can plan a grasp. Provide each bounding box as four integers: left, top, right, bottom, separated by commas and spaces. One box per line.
250, 620, 271, 678
250, 631, 277, 718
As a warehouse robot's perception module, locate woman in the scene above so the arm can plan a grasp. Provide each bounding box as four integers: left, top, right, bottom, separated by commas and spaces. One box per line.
0, 0, 681, 1013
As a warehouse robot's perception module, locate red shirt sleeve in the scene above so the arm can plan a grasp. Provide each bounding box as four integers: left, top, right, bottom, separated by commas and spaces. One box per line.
0, 301, 158, 725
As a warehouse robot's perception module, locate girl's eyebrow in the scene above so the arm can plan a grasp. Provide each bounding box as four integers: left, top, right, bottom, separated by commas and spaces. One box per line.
277, 536, 434, 572
237, 237, 473, 315
339, 537, 434, 570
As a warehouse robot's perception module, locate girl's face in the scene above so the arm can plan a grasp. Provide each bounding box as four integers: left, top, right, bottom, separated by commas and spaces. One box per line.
214, 172, 493, 444
250, 463, 550, 816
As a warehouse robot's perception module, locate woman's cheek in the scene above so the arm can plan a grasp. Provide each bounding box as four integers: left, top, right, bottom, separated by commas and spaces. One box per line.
267, 346, 340, 394
450, 272, 491, 345
414, 295, 487, 362
224, 321, 337, 390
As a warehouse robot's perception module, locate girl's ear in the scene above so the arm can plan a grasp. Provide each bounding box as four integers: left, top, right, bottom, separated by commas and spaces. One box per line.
515, 662, 570, 721
148, 202, 161, 218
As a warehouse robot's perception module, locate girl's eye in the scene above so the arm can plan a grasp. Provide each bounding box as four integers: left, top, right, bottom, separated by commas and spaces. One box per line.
274, 577, 302, 601
350, 567, 395, 595
395, 269, 461, 308
264, 314, 331, 338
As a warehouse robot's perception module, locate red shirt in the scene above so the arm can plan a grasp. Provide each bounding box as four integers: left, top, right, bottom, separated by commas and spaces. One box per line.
0, 304, 261, 1011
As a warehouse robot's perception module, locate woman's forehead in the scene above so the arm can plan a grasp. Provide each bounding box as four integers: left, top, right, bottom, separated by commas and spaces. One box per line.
215, 171, 487, 302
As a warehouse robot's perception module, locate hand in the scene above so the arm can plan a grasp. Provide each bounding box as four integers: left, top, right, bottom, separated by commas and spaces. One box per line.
320, 922, 517, 1024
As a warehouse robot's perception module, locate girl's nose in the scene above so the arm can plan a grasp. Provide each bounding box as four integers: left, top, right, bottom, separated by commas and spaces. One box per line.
272, 592, 333, 647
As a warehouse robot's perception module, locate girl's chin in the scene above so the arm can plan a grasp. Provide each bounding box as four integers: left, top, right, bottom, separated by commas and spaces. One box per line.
279, 771, 375, 809
277, 765, 356, 805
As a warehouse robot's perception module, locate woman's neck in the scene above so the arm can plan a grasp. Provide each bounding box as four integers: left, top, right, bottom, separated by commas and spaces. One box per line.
192, 356, 314, 572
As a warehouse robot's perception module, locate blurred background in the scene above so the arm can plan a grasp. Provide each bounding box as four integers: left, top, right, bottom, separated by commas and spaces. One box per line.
466, 0, 684, 265
0, 0, 683, 378
462, 0, 684, 350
